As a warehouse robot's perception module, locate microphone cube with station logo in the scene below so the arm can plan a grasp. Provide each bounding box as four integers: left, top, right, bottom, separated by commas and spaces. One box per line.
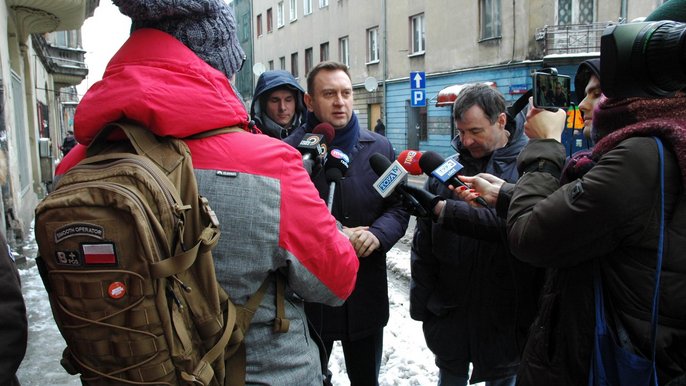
298, 133, 327, 157
431, 158, 464, 185
373, 160, 409, 198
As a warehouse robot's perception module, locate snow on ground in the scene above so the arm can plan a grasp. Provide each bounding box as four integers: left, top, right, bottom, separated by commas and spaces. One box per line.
16, 219, 482, 385
328, 233, 441, 386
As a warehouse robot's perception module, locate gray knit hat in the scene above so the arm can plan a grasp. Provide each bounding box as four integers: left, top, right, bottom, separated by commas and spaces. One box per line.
113, 0, 246, 79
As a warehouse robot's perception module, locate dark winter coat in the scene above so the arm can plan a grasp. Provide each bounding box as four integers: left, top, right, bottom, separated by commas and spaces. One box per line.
0, 232, 27, 386
286, 120, 409, 341
410, 121, 541, 383
507, 94, 686, 385
374, 120, 385, 136
250, 70, 306, 139
61, 135, 77, 156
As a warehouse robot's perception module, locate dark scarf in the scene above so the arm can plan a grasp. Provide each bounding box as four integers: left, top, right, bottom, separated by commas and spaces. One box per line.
560, 94, 686, 188
306, 111, 360, 155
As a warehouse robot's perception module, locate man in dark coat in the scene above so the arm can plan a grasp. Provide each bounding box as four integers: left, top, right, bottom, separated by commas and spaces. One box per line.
250, 70, 306, 139
0, 150, 26, 386
61, 130, 77, 156
285, 61, 409, 386
374, 119, 385, 136
410, 83, 540, 386
0, 232, 27, 386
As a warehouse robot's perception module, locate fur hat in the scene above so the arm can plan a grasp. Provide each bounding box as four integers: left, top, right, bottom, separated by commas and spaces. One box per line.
645, 0, 686, 22
113, 0, 246, 79
574, 58, 601, 104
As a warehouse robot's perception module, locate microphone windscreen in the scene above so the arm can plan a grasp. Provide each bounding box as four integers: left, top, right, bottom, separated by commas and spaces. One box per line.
369, 153, 392, 176
312, 122, 335, 145
397, 150, 423, 175
418, 151, 445, 176
325, 167, 344, 182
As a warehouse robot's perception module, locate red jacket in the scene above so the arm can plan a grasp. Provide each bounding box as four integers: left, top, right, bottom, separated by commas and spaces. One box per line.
57, 29, 358, 384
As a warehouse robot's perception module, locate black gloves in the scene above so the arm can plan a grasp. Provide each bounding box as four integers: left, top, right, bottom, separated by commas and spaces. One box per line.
401, 184, 444, 220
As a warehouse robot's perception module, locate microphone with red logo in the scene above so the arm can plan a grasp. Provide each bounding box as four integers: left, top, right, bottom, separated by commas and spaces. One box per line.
418, 151, 489, 207
370, 153, 431, 218
325, 148, 350, 212
397, 150, 423, 175
296, 123, 335, 175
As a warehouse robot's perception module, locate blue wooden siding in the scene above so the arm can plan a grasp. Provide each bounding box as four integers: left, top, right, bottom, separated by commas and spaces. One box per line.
384, 63, 585, 158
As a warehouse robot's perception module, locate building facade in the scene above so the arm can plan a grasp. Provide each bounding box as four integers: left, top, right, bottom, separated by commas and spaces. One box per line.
1, 0, 96, 240
245, 0, 664, 156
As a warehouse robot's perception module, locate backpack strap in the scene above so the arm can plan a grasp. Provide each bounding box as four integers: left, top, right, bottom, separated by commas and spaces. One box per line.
225, 273, 290, 386
85, 122, 186, 174
181, 300, 238, 386
272, 274, 290, 333
149, 225, 221, 278
186, 126, 244, 139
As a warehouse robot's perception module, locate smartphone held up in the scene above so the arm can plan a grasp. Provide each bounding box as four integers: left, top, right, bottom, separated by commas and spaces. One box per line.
532, 72, 572, 110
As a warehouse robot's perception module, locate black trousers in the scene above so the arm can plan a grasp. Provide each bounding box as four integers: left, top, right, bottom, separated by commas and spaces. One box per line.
323, 328, 384, 386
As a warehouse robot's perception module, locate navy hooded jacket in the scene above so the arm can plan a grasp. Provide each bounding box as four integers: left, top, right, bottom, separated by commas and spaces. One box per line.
250, 70, 306, 139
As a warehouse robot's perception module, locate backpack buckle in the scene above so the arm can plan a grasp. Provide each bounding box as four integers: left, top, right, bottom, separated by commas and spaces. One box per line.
200, 197, 220, 227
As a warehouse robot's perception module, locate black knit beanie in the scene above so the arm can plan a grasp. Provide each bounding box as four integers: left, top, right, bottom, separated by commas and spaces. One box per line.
574, 58, 601, 104
113, 0, 246, 79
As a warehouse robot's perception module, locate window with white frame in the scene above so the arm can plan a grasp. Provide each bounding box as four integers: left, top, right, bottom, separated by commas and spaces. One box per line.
290, 0, 297, 21
410, 13, 425, 54
305, 47, 313, 75
339, 36, 349, 67
267, 8, 273, 32
277, 2, 285, 27
367, 27, 379, 63
557, 0, 594, 25
319, 0, 328, 8
291, 52, 299, 78
320, 42, 329, 61
480, 0, 501, 40
256, 14, 263, 37
304, 0, 312, 15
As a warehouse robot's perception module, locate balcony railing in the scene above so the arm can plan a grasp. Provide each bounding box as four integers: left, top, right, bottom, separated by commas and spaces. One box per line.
535, 21, 621, 56
32, 34, 88, 87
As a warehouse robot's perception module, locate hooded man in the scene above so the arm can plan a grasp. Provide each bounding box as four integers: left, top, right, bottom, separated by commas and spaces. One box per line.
250, 70, 306, 139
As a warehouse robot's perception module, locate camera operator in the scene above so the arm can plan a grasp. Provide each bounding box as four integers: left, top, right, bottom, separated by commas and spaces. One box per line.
503, 3, 686, 385
443, 3, 686, 384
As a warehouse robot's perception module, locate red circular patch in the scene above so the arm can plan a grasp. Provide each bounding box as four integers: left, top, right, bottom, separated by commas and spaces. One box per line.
108, 282, 127, 299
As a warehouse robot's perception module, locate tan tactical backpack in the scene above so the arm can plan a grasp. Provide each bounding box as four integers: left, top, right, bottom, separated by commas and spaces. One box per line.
34, 122, 285, 385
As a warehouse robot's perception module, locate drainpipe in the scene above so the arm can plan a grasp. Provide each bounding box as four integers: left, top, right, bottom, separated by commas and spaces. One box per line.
382, 0, 388, 134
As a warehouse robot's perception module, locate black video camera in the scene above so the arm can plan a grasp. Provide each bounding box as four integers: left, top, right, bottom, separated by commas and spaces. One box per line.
601, 21, 686, 98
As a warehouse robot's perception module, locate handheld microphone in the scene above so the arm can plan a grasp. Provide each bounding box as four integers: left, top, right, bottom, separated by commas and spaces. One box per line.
370, 153, 429, 218
297, 123, 335, 175
397, 150, 423, 175
325, 148, 350, 212
418, 151, 489, 207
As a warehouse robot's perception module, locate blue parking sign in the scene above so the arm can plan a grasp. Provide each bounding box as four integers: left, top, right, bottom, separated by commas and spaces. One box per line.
411, 90, 426, 107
